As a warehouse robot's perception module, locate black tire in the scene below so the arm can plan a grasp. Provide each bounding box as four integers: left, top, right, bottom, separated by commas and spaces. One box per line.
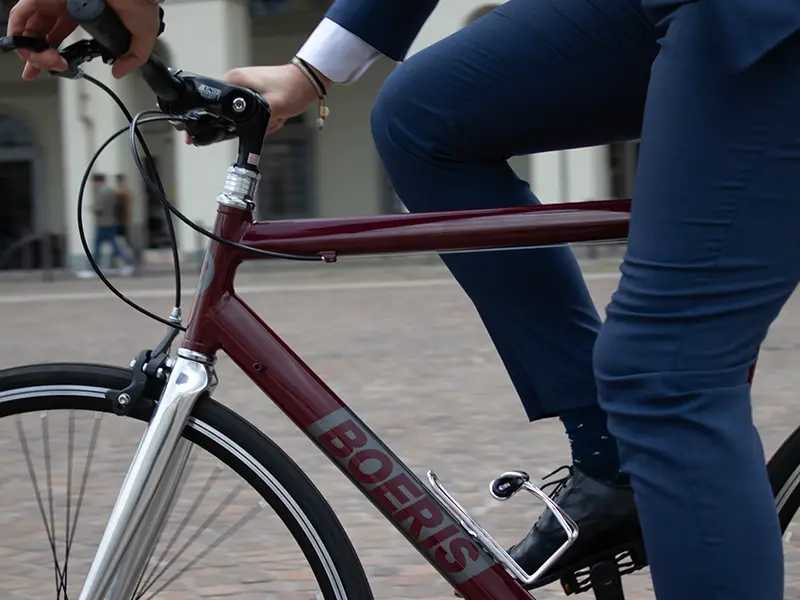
0, 362, 374, 600
769, 425, 800, 531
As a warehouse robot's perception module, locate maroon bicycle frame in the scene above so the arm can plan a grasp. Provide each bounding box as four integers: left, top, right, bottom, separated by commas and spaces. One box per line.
183, 197, 632, 599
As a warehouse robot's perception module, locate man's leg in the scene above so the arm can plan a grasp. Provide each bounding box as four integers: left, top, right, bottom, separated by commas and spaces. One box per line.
373, 0, 655, 425
371, 0, 658, 576
594, 4, 800, 598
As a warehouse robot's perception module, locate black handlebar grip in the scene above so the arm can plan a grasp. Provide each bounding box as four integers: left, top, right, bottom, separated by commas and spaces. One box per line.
66, 0, 131, 57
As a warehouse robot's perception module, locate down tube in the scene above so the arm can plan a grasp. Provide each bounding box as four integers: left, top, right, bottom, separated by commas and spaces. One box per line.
212, 294, 533, 600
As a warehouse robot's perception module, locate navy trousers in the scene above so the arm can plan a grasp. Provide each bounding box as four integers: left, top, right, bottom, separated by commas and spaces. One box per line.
371, 1, 800, 598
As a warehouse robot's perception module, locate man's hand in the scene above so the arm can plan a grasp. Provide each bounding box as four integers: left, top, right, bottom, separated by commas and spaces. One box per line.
224, 64, 332, 135
104, 0, 161, 78
7, 0, 161, 81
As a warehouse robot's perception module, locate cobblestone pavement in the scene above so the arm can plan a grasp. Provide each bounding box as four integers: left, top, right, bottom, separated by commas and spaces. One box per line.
0, 262, 798, 600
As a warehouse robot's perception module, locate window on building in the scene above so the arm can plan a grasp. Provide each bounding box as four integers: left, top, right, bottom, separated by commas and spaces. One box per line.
608, 140, 640, 198
255, 115, 314, 219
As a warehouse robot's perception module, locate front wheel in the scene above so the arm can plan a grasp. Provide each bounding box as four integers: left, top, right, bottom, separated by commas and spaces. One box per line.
0, 362, 373, 599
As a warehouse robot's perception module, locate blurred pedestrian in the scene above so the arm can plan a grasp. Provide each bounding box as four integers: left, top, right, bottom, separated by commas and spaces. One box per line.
114, 173, 137, 262
89, 173, 133, 277
115, 174, 132, 245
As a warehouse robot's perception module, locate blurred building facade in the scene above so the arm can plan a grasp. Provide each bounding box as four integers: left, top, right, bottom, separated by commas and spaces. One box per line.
0, 0, 640, 269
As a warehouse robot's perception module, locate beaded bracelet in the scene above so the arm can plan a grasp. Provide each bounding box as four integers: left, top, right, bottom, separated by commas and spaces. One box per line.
291, 56, 330, 130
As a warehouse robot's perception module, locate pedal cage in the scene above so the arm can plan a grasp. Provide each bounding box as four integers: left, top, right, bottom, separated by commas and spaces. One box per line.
560, 544, 647, 599
427, 470, 578, 588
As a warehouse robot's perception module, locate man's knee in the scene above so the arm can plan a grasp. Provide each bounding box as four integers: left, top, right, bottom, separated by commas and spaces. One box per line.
593, 308, 756, 421
592, 286, 706, 417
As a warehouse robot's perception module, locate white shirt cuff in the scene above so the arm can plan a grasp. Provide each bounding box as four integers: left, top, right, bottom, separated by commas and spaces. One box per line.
296, 18, 383, 85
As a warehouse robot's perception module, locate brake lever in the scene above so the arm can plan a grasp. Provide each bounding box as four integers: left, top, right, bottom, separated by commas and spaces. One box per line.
175, 110, 237, 147
55, 39, 117, 79
0, 35, 115, 79
0, 35, 50, 53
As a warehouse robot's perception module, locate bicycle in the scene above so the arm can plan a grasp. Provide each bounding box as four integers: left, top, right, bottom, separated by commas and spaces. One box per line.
0, 2, 798, 600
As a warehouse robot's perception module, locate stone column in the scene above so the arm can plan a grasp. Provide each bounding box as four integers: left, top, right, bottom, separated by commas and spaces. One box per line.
161, 0, 252, 257
59, 32, 135, 270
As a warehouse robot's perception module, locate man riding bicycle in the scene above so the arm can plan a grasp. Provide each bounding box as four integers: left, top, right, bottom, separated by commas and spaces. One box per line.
9, 0, 800, 598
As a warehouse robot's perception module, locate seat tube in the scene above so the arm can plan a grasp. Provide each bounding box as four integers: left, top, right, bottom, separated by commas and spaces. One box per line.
77, 353, 216, 600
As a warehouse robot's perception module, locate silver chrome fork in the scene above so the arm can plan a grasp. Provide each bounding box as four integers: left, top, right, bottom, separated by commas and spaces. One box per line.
105, 439, 194, 597
78, 350, 217, 600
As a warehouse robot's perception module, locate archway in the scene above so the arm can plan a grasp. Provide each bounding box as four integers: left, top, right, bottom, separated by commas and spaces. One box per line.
0, 113, 42, 268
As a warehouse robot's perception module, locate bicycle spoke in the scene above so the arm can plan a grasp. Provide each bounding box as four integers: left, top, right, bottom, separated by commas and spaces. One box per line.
15, 415, 64, 594
66, 413, 102, 554
141, 500, 265, 600
41, 413, 59, 591
59, 412, 102, 598
62, 412, 75, 596
134, 453, 208, 597
42, 414, 56, 546
135, 483, 254, 598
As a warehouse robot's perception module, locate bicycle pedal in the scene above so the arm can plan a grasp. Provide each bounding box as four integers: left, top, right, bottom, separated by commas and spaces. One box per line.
559, 541, 647, 597
428, 470, 578, 589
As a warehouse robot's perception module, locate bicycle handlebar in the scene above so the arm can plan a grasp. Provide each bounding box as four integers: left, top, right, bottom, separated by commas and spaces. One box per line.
65, 0, 183, 101
66, 0, 132, 57
1, 0, 273, 169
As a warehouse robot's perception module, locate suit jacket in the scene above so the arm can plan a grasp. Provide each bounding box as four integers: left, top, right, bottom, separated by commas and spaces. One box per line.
326, 0, 800, 72
642, 0, 800, 72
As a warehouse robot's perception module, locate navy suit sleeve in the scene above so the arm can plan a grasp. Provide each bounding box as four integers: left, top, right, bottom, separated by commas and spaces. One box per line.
325, 0, 440, 62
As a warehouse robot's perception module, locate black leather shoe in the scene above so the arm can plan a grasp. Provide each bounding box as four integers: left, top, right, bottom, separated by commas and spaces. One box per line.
509, 465, 644, 589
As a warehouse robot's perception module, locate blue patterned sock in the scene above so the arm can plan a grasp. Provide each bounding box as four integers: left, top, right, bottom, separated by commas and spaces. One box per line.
559, 406, 628, 484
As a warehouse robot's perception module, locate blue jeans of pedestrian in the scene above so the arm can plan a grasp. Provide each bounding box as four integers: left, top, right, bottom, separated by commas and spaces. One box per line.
93, 225, 132, 267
